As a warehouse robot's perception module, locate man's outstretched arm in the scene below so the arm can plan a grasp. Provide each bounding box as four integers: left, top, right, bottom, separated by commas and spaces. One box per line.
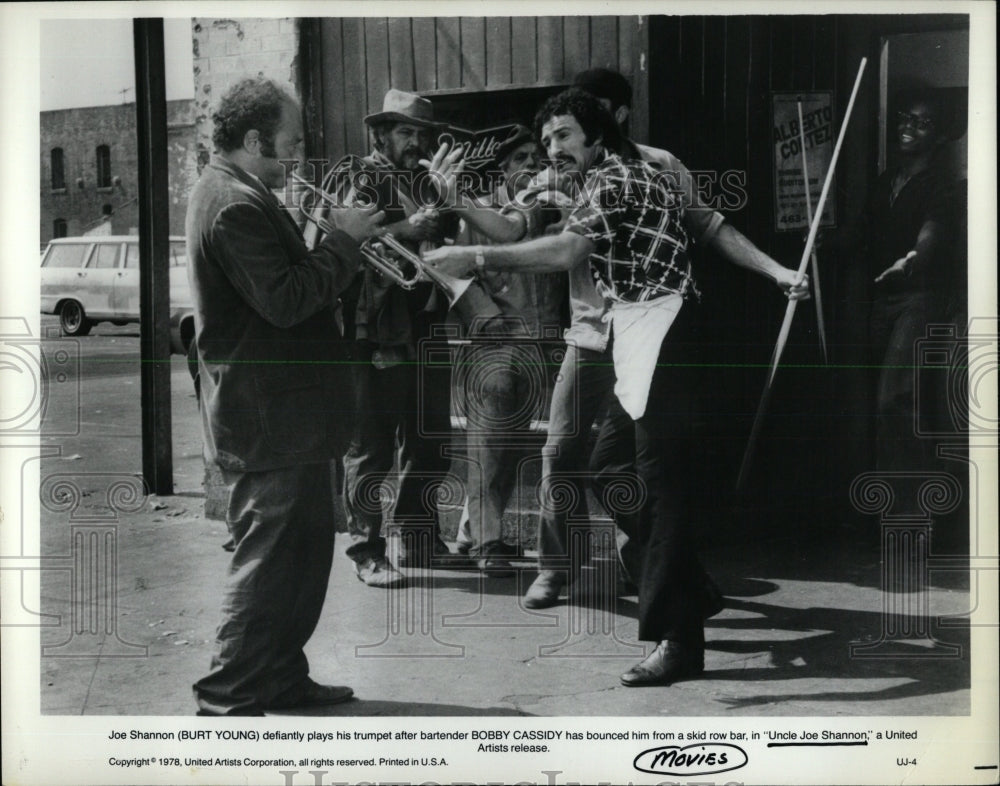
708, 222, 811, 299
423, 231, 593, 277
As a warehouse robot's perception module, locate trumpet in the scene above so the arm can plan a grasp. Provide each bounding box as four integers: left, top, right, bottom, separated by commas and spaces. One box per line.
289, 171, 341, 237
289, 171, 468, 299
360, 234, 468, 300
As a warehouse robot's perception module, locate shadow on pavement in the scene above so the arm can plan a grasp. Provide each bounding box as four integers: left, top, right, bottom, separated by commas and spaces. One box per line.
705, 595, 970, 709
266, 699, 531, 716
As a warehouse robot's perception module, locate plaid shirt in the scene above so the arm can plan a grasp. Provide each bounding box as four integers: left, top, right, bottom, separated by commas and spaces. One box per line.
564, 149, 701, 303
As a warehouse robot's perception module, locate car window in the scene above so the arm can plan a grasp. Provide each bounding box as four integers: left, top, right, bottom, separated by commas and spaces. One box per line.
124, 243, 140, 269
89, 242, 121, 269
42, 243, 89, 268
123, 242, 187, 268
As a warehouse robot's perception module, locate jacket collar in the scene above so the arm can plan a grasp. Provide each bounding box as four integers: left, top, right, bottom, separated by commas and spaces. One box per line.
209, 155, 275, 199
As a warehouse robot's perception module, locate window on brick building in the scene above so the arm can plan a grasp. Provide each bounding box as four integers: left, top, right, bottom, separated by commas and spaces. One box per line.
51, 148, 65, 190
96, 144, 112, 188
53, 218, 67, 238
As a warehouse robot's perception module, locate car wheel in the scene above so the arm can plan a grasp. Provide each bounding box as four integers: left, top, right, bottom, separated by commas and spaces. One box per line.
59, 300, 92, 336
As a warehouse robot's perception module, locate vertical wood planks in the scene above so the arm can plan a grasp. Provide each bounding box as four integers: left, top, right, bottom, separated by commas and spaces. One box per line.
387, 17, 415, 91
486, 17, 512, 87
537, 17, 564, 83
563, 16, 590, 77
364, 17, 390, 120
511, 17, 537, 84
618, 14, 635, 81
341, 17, 368, 158
630, 16, 649, 145
460, 17, 486, 89
412, 17, 438, 92
436, 17, 462, 91
316, 18, 344, 162
701, 17, 727, 168
768, 16, 799, 93
589, 16, 618, 69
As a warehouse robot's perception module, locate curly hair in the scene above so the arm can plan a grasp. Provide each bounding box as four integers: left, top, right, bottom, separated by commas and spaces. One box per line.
533, 87, 621, 152
211, 77, 292, 155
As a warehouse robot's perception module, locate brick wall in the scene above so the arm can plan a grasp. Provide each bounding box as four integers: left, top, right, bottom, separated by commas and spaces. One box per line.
39, 100, 196, 245
189, 18, 303, 521
191, 17, 300, 172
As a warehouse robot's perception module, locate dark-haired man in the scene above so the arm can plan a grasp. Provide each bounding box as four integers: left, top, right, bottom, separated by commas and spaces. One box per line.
572, 66, 732, 596
426, 88, 809, 687
187, 77, 383, 715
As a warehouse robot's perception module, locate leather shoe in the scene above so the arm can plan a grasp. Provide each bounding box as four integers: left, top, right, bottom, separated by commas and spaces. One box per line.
476, 541, 517, 577
264, 680, 354, 710
397, 534, 453, 568
477, 555, 514, 577
354, 556, 406, 589
523, 571, 565, 609
620, 640, 704, 687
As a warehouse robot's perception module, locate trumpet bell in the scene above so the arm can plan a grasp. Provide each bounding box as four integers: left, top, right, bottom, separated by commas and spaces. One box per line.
359, 234, 469, 302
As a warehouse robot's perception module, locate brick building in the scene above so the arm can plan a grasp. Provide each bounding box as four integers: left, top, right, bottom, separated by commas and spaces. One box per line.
39, 99, 197, 246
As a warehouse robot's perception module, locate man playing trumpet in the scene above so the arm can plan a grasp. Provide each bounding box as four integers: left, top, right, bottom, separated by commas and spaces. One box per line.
188, 77, 383, 714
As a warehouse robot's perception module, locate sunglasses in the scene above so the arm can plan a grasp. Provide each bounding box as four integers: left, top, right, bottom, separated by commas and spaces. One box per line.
896, 111, 936, 131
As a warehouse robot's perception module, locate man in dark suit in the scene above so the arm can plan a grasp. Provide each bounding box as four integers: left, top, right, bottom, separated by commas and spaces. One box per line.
187, 77, 382, 715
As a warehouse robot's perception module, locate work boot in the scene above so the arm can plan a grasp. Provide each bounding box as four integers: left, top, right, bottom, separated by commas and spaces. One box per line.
523, 570, 566, 609
354, 556, 406, 589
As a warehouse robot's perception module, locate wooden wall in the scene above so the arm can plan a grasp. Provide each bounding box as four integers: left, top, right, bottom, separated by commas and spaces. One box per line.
644, 14, 969, 522
301, 16, 646, 163
297, 13, 970, 529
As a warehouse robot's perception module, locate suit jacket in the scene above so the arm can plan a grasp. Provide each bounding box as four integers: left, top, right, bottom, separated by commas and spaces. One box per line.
186, 156, 363, 471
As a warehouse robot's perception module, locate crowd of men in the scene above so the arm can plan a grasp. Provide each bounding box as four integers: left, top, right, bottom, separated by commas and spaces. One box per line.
186, 68, 809, 715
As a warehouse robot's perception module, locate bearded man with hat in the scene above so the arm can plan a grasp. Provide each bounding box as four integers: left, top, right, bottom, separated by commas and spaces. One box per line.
319, 89, 462, 587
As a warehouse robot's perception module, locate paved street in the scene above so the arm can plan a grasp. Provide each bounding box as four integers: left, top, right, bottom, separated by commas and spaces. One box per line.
35, 324, 974, 719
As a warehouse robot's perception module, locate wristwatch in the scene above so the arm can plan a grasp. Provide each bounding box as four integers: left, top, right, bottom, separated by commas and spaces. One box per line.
474, 246, 486, 271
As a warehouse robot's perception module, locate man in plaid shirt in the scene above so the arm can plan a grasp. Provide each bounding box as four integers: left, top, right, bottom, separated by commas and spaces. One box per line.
426, 88, 809, 687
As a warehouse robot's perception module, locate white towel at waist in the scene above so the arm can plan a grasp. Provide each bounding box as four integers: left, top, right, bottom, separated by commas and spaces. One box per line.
610, 293, 684, 419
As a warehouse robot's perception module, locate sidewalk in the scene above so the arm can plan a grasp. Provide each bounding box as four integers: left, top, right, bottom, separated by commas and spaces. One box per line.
38, 360, 972, 717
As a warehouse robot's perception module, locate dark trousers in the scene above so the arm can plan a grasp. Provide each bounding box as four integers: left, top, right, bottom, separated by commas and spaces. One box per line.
870, 291, 944, 473
596, 349, 705, 645
193, 462, 334, 715
342, 340, 452, 561
540, 316, 705, 646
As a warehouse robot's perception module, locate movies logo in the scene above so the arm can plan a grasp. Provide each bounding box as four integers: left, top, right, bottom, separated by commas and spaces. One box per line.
633, 742, 748, 776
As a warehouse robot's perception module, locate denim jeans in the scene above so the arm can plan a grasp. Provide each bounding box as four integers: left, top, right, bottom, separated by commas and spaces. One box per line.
455, 316, 559, 555
537, 343, 617, 571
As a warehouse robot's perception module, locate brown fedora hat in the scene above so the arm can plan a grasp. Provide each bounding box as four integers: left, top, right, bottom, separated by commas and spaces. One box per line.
363, 89, 445, 128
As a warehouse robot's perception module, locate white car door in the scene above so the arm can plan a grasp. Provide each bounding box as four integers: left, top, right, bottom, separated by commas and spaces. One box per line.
115, 242, 141, 318
40, 241, 92, 314
83, 241, 122, 319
